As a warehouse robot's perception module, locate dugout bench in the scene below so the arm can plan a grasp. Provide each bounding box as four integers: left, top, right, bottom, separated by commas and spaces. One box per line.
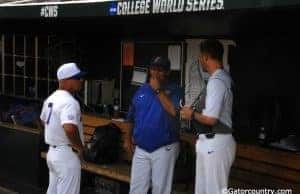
40, 114, 300, 193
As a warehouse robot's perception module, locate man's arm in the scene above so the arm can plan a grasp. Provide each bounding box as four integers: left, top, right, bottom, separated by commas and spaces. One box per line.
64, 123, 84, 151
193, 111, 217, 126
180, 106, 217, 126
180, 78, 225, 126
157, 91, 177, 117
123, 103, 135, 154
150, 76, 177, 117
123, 122, 134, 155
60, 102, 85, 161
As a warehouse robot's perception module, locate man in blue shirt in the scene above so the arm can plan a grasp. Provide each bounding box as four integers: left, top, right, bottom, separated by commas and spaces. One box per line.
125, 56, 182, 194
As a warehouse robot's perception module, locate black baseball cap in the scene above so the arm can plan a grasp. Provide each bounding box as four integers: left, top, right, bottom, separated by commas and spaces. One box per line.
149, 56, 171, 71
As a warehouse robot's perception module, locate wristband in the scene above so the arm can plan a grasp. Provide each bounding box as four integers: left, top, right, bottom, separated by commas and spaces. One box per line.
155, 88, 162, 95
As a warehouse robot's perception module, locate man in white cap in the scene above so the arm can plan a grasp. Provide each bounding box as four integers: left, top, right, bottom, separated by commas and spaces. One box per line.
40, 62, 86, 194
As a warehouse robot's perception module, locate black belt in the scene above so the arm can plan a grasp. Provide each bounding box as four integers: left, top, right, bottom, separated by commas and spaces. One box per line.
49, 144, 70, 148
197, 132, 233, 139
196, 132, 216, 139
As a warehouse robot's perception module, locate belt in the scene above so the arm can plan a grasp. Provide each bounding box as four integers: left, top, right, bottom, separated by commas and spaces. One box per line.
49, 145, 79, 154
49, 144, 71, 148
197, 132, 216, 139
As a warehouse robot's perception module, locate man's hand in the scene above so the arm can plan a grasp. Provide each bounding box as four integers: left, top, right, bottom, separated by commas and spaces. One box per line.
63, 123, 86, 165
181, 106, 218, 126
71, 146, 85, 161
180, 106, 194, 121
77, 148, 85, 161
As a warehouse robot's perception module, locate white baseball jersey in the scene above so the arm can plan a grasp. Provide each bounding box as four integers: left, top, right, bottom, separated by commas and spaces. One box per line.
40, 90, 84, 146
202, 69, 233, 128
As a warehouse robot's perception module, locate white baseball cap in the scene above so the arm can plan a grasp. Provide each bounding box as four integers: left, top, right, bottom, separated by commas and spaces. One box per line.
57, 62, 86, 80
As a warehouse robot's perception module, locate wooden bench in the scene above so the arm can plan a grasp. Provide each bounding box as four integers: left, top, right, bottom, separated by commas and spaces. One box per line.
41, 114, 300, 193
40, 152, 131, 183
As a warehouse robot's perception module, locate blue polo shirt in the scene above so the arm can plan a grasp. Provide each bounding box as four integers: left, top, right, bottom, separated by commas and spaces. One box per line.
127, 83, 182, 153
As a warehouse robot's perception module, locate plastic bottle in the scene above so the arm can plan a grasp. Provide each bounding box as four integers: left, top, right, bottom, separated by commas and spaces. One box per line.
258, 126, 266, 145
112, 97, 120, 119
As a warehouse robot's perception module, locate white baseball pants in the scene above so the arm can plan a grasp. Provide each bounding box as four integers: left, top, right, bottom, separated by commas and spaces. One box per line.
129, 142, 180, 194
46, 146, 81, 194
195, 134, 236, 194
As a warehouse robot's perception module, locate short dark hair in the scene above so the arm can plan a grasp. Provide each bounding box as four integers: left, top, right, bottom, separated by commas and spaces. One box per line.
199, 39, 224, 62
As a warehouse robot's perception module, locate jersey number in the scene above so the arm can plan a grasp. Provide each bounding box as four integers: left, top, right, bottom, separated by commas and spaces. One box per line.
46, 102, 53, 124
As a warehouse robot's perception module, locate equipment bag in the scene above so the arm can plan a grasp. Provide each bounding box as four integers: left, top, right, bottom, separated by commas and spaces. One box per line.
84, 123, 122, 164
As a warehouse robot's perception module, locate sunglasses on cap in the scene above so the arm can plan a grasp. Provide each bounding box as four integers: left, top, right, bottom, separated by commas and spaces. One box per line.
149, 65, 168, 71
67, 75, 84, 80
67, 71, 87, 80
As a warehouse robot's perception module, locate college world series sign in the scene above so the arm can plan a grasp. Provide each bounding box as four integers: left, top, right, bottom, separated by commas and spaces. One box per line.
109, 0, 224, 16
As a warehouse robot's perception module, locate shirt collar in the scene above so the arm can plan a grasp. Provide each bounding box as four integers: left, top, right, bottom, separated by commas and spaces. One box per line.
56, 89, 73, 97
210, 68, 223, 78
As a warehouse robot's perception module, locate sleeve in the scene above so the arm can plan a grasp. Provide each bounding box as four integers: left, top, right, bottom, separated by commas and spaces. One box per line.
170, 86, 183, 110
126, 102, 135, 123
202, 79, 226, 119
40, 102, 47, 123
60, 102, 80, 127
126, 88, 141, 123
